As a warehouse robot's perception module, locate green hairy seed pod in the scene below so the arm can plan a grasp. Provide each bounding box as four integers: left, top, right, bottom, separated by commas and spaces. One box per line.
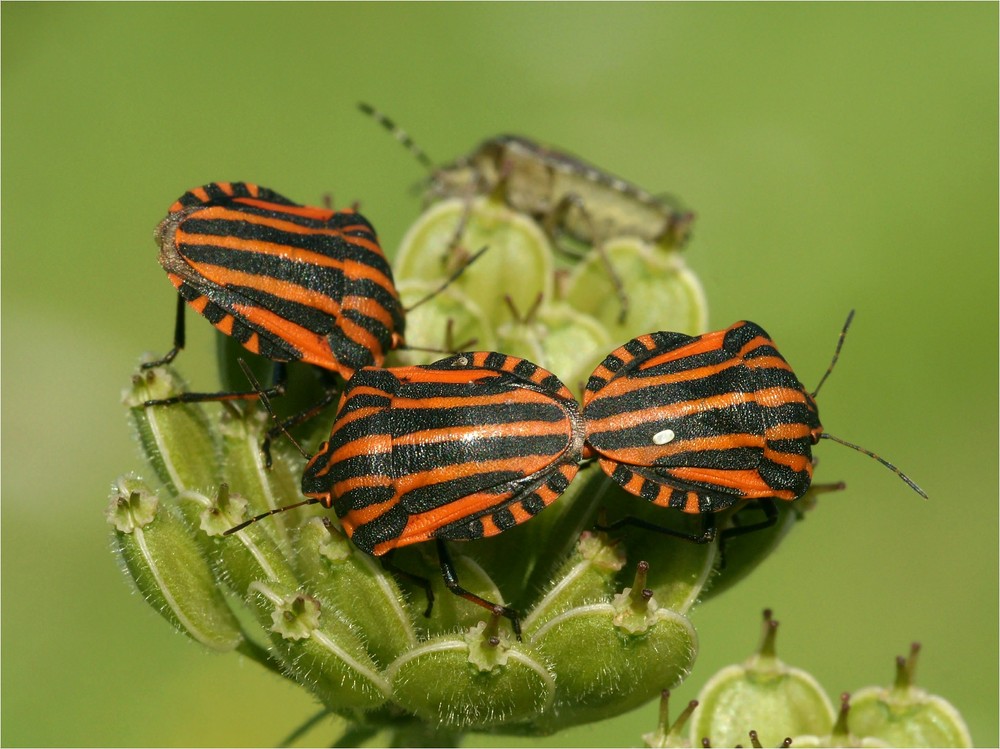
107, 477, 242, 652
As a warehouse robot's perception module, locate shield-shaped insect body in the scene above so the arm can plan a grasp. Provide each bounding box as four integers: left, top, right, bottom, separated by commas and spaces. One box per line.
582, 321, 821, 514
302, 352, 586, 556
154, 181, 404, 380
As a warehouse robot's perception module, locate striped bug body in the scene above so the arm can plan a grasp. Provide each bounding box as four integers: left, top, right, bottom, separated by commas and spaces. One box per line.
430, 135, 695, 251
302, 351, 585, 556
582, 321, 822, 514
155, 181, 404, 380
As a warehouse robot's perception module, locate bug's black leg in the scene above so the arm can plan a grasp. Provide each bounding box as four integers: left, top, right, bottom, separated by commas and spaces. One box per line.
142, 293, 187, 369
720, 499, 778, 542
436, 539, 522, 641
143, 361, 288, 408
261, 384, 341, 469
716, 499, 779, 568
594, 514, 717, 545
380, 551, 435, 618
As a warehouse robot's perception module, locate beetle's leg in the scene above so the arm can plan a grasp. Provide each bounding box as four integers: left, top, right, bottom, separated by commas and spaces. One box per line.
261, 382, 341, 469
720, 499, 779, 542
715, 499, 780, 568
545, 192, 630, 323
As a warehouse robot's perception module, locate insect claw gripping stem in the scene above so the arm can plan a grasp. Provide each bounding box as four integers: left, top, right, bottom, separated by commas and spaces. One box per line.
141, 294, 187, 369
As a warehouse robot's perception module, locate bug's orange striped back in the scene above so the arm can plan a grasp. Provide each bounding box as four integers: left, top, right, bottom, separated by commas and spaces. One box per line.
302, 352, 585, 556
156, 182, 404, 379
582, 321, 821, 513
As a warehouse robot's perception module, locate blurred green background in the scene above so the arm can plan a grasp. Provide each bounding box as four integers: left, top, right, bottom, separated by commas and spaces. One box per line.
3, 3, 996, 746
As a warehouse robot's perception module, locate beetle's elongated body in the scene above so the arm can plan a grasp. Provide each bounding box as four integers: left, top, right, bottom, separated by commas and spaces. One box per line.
359, 104, 695, 320
429, 135, 694, 251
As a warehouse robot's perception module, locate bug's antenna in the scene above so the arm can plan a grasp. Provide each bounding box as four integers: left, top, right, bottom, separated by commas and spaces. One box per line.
358, 102, 436, 173
223, 498, 319, 535
223, 360, 321, 535
812, 309, 855, 398
819, 432, 928, 499
236, 359, 310, 460
222, 357, 319, 536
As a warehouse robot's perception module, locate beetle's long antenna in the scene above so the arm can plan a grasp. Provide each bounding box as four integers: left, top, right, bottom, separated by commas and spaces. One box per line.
358, 102, 436, 173
819, 432, 928, 498
404, 245, 490, 313
812, 310, 855, 398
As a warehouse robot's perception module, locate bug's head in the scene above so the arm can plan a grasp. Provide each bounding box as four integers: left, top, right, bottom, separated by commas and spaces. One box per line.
805, 390, 824, 446
805, 310, 857, 444
300, 441, 335, 507
153, 208, 196, 276
665, 209, 697, 249
430, 159, 484, 200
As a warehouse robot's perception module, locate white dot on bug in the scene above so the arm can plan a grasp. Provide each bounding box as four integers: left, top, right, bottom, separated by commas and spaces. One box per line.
652, 429, 675, 445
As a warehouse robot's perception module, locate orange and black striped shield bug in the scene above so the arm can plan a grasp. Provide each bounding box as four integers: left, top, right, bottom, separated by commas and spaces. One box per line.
147, 181, 404, 381
359, 103, 694, 320
581, 314, 926, 538
230, 351, 586, 638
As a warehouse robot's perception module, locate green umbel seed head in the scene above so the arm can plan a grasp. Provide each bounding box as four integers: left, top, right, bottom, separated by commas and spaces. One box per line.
110, 189, 852, 743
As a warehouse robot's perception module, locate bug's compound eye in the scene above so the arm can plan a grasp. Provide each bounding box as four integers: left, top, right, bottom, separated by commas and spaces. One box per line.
652, 429, 675, 445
